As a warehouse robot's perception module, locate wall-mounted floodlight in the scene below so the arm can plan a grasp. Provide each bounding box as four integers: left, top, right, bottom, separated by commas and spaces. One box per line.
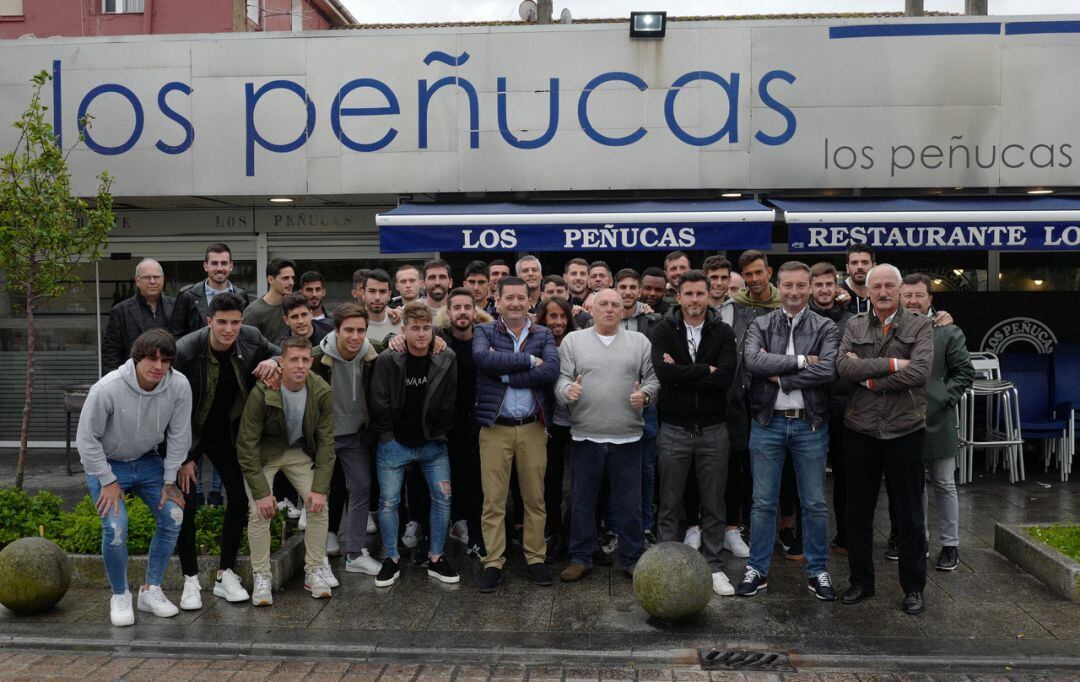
630, 11, 666, 38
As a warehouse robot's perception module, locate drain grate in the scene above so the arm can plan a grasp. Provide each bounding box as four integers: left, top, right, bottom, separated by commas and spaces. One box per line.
698, 649, 795, 672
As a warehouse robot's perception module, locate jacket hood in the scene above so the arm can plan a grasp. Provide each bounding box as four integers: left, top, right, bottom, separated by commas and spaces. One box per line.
732, 282, 781, 309
320, 330, 374, 365
115, 358, 178, 437
120, 357, 175, 397
434, 307, 494, 329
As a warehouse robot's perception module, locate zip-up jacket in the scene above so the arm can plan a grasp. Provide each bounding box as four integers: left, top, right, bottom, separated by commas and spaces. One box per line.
369, 348, 457, 443
743, 306, 840, 429
472, 320, 560, 428
648, 307, 737, 429
809, 301, 857, 417
102, 293, 175, 372
171, 281, 250, 338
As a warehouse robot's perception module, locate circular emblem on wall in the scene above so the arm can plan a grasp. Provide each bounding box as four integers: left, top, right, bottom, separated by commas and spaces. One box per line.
980, 317, 1058, 354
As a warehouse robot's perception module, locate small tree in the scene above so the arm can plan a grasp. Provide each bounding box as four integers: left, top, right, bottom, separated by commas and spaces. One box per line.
0, 70, 115, 489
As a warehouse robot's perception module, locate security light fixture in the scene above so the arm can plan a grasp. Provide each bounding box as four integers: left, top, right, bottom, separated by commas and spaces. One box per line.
630, 11, 666, 38
1028, 188, 1054, 195
269, 197, 294, 203
721, 192, 742, 198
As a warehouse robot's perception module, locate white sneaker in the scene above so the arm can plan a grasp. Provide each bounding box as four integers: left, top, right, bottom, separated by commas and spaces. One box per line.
724, 528, 750, 558
320, 558, 340, 588
712, 570, 735, 597
110, 591, 135, 627
180, 574, 202, 610
213, 569, 250, 603
326, 532, 341, 557
344, 549, 382, 575
366, 513, 377, 534
449, 520, 469, 545
137, 585, 179, 618
402, 520, 420, 549
251, 573, 273, 606
683, 525, 702, 550
305, 569, 332, 599
298, 507, 307, 531
278, 498, 302, 520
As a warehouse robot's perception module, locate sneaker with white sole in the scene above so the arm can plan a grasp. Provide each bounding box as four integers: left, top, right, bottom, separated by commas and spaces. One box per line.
110, 591, 135, 627
449, 519, 469, 545
683, 525, 702, 550
305, 569, 332, 599
298, 507, 307, 531
251, 573, 273, 606
212, 569, 250, 603
278, 498, 302, 520
724, 528, 750, 558
345, 549, 382, 575
180, 574, 202, 610
319, 558, 340, 588
427, 556, 460, 584
375, 558, 401, 587
712, 570, 735, 597
366, 513, 377, 534
326, 532, 341, 557
402, 520, 420, 549
137, 585, 179, 618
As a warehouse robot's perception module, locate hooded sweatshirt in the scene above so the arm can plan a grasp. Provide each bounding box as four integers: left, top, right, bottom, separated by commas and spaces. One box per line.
731, 282, 781, 310
319, 330, 375, 436
76, 359, 193, 487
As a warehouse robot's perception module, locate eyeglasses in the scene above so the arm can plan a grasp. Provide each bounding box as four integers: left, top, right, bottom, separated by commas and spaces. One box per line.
137, 275, 164, 281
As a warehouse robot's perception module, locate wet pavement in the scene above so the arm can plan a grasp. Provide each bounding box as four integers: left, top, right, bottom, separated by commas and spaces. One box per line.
1, 449, 1078, 675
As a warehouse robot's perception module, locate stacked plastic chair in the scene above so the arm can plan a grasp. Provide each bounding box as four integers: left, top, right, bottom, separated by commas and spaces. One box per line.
1000, 352, 1072, 482
1051, 343, 1079, 481
957, 352, 1024, 484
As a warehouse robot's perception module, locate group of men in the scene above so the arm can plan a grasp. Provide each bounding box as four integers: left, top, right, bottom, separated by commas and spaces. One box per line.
81, 241, 974, 627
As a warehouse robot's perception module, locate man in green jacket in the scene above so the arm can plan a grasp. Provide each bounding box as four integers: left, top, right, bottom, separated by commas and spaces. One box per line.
901, 274, 974, 572
237, 336, 336, 605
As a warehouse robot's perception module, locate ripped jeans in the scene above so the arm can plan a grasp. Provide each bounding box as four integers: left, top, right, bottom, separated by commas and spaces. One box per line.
86, 452, 183, 595
376, 438, 451, 560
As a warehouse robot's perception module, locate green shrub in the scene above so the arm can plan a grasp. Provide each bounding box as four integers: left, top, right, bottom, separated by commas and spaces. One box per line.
1028, 525, 1080, 563
0, 487, 62, 547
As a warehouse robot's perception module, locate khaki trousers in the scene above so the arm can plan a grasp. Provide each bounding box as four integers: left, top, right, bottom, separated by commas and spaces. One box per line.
479, 421, 548, 568
244, 446, 327, 575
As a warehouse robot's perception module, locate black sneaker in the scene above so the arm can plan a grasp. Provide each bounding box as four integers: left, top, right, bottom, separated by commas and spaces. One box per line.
600, 531, 618, 556
427, 556, 460, 584
735, 567, 767, 597
785, 536, 804, 561
643, 529, 658, 547
884, 535, 900, 561
374, 558, 400, 588
478, 566, 504, 593
936, 546, 959, 571
808, 572, 837, 601
778, 527, 797, 553
527, 562, 554, 587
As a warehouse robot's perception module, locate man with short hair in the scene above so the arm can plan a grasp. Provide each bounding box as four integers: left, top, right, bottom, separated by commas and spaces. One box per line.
563, 258, 590, 305
728, 272, 745, 299
516, 255, 544, 309
651, 270, 738, 596
392, 264, 423, 308
639, 267, 671, 316
363, 269, 402, 349
282, 291, 329, 346
300, 271, 331, 324
238, 336, 337, 604
542, 274, 569, 300
173, 292, 281, 610
103, 258, 175, 372
488, 259, 511, 293
351, 269, 371, 304
839, 244, 875, 315
663, 250, 692, 296
900, 273, 974, 573
543, 275, 592, 329
837, 264, 934, 615
243, 257, 296, 343
77, 329, 192, 626
464, 260, 496, 316
702, 256, 734, 321
587, 260, 613, 294
312, 302, 382, 576
473, 276, 560, 591
733, 250, 780, 309
737, 261, 840, 602
423, 259, 454, 313
556, 288, 659, 581
172, 242, 249, 338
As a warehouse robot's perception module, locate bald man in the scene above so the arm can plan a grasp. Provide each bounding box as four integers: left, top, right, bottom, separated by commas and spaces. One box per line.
103, 258, 176, 372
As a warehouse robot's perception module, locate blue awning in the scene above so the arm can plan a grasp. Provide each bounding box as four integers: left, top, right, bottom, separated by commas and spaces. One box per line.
776, 197, 1080, 252
376, 200, 774, 253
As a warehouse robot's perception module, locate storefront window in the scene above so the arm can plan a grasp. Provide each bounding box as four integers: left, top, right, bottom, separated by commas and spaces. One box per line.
999, 253, 1080, 292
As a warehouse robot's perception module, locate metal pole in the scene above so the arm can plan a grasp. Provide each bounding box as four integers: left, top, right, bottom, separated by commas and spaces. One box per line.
538, 0, 553, 24
905, 0, 924, 17
965, 0, 988, 15
95, 260, 102, 378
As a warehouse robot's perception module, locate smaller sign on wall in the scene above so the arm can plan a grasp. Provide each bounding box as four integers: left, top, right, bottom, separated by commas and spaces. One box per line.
789, 222, 1080, 252
930, 292, 1072, 354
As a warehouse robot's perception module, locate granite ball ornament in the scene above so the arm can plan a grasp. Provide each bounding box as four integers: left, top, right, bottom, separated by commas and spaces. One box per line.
632, 541, 713, 623
0, 537, 72, 615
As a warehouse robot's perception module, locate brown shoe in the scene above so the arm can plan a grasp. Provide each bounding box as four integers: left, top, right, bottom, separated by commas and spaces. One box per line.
559, 563, 592, 582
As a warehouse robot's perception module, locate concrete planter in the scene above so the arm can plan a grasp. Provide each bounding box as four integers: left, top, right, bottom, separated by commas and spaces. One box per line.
68, 532, 305, 593
994, 523, 1080, 603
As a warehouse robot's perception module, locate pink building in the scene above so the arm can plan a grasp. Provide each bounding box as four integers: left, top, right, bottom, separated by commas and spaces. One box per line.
0, 0, 355, 39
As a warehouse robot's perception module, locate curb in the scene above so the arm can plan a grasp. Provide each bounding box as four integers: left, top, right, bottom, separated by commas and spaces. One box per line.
995, 523, 1080, 603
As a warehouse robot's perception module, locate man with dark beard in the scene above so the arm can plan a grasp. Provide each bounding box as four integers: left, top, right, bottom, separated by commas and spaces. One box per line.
837, 244, 874, 315
423, 259, 453, 314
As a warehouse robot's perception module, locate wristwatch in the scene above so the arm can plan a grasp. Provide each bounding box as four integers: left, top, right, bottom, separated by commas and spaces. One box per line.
643, 393, 652, 406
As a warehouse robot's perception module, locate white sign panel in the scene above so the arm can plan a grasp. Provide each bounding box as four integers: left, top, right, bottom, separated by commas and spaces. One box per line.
0, 16, 1078, 196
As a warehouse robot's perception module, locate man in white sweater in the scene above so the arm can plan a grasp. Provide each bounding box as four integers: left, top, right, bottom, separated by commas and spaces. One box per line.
555, 288, 659, 581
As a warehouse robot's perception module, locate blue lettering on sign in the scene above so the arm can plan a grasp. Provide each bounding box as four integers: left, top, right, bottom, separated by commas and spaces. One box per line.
78, 83, 144, 155
664, 71, 739, 146
418, 51, 479, 150
578, 72, 648, 147
245, 80, 316, 176
754, 70, 797, 146
789, 223, 1080, 252
155, 82, 194, 155
331, 78, 399, 152
497, 77, 559, 149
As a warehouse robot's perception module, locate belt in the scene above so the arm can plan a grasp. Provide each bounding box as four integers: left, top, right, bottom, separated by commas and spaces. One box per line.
778, 408, 806, 419
495, 415, 538, 427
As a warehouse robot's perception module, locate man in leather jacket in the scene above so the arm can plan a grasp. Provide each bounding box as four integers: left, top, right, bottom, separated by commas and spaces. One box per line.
171, 242, 249, 338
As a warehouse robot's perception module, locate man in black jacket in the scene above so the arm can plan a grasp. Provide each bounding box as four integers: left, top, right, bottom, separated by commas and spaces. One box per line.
172, 292, 281, 611
102, 258, 174, 372
650, 270, 738, 597
171, 243, 249, 338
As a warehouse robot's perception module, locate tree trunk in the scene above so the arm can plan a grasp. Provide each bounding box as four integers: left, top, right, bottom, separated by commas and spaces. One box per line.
15, 259, 37, 490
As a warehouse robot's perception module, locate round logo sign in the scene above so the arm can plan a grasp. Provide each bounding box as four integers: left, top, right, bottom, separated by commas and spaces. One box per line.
980, 317, 1057, 354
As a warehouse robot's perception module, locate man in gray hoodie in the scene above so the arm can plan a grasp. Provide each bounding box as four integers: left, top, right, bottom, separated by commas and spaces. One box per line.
76, 329, 193, 627
312, 302, 381, 575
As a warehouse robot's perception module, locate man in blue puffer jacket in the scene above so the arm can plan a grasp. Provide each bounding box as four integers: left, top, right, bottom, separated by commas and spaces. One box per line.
473, 276, 561, 593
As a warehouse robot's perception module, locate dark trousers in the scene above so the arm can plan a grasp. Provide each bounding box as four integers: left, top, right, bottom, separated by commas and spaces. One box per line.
844, 428, 928, 594
449, 422, 484, 551
569, 439, 644, 570
724, 448, 751, 528
828, 416, 847, 546
545, 424, 571, 538
328, 456, 347, 534
657, 423, 730, 570
178, 444, 248, 575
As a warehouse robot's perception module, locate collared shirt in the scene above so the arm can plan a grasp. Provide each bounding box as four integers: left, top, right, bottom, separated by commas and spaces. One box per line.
498, 318, 537, 420
204, 280, 236, 305
774, 306, 808, 411
685, 320, 704, 362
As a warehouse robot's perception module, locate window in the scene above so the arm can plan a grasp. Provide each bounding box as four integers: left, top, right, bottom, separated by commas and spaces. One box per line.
247, 0, 261, 26
0, 0, 24, 16
1000, 252, 1080, 292
102, 0, 145, 13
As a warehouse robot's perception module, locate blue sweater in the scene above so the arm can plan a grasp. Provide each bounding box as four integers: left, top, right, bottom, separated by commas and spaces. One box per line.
472, 320, 560, 427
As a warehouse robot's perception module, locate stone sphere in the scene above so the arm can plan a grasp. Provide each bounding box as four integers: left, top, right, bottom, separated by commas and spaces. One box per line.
0, 537, 72, 615
632, 541, 712, 623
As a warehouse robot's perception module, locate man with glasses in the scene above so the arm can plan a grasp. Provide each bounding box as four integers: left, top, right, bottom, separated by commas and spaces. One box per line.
103, 258, 175, 372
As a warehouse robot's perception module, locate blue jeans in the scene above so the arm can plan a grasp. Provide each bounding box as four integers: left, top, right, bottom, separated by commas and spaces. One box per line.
376, 439, 451, 560
570, 439, 645, 570
86, 453, 183, 595
748, 416, 830, 578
